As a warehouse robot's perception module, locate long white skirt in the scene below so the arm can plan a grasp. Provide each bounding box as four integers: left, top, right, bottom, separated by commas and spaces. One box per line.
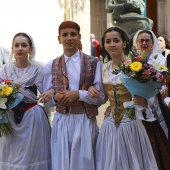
0, 105, 51, 170
96, 114, 158, 170
51, 112, 98, 170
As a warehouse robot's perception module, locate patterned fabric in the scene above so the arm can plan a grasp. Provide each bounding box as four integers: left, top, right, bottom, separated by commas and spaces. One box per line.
12, 84, 37, 124
52, 51, 99, 118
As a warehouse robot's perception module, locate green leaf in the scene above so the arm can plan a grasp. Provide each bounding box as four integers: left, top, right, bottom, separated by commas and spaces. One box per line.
126, 108, 136, 120
0, 123, 13, 137
128, 51, 135, 62
154, 54, 158, 59
141, 51, 147, 63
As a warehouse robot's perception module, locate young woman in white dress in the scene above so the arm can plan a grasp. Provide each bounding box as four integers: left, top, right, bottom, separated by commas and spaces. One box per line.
0, 32, 51, 170
89, 27, 170, 170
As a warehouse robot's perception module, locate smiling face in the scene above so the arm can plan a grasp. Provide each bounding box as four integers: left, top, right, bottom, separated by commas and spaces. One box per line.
104, 30, 126, 61
12, 35, 32, 62
58, 28, 81, 57
136, 33, 153, 55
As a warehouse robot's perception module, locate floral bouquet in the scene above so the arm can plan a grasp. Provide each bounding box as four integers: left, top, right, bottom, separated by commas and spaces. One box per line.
0, 78, 23, 137
113, 51, 169, 99
113, 51, 170, 120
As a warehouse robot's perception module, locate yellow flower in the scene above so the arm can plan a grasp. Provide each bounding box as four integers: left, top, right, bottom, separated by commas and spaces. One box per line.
0, 90, 4, 96
161, 65, 168, 71
130, 61, 142, 72
3, 86, 13, 96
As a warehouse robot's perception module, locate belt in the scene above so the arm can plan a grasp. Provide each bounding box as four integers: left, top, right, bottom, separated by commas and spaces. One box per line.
25, 102, 37, 111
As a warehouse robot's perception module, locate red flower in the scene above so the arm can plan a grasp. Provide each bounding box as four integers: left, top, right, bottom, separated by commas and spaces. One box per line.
2, 79, 12, 85
135, 56, 142, 61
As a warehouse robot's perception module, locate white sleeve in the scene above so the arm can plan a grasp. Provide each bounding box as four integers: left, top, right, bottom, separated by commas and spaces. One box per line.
78, 61, 107, 106
43, 60, 56, 107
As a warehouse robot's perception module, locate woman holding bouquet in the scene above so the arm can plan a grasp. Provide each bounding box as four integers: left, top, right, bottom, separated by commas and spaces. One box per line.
133, 30, 168, 131
89, 27, 170, 170
133, 29, 170, 167
133, 30, 170, 136
0, 33, 51, 169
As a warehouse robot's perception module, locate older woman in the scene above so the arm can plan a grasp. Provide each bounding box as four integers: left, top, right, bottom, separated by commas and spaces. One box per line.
133, 30, 170, 169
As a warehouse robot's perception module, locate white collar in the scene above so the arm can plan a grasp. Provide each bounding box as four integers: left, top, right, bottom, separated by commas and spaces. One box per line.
64, 50, 80, 63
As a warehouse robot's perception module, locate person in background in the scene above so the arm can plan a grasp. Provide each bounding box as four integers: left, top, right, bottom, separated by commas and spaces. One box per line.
89, 27, 170, 170
157, 34, 170, 99
90, 40, 96, 57
90, 33, 102, 58
0, 32, 51, 170
42, 21, 105, 170
158, 33, 170, 61
0, 46, 10, 68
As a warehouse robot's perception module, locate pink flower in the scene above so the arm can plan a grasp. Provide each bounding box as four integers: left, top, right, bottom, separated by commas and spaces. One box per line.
143, 63, 150, 68
142, 70, 151, 79
124, 60, 132, 66
148, 67, 156, 73
155, 72, 164, 82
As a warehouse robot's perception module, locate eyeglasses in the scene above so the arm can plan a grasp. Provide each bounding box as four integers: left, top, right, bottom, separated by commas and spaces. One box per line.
138, 39, 152, 44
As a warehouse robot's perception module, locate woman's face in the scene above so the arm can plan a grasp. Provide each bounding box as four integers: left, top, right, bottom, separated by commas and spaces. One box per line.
12, 35, 32, 61
104, 30, 126, 60
136, 33, 153, 55
157, 36, 166, 51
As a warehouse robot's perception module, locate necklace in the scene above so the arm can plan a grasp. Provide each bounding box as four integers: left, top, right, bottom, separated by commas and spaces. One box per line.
13, 64, 31, 79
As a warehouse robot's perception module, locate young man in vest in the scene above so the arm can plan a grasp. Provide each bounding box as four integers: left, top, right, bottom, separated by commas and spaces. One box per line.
42, 21, 105, 170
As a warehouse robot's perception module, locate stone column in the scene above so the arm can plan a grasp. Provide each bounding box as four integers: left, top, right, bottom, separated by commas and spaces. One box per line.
157, 0, 170, 37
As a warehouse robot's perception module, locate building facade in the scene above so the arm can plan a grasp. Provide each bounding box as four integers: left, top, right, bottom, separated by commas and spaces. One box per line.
59, 0, 170, 54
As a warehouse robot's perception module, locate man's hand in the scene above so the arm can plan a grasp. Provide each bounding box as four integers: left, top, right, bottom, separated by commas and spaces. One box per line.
57, 91, 79, 106
88, 86, 101, 98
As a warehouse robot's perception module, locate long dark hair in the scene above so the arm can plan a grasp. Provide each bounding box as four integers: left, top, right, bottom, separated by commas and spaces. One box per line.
101, 27, 132, 62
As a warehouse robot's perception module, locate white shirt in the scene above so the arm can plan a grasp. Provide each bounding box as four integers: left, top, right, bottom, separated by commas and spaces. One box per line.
43, 50, 106, 107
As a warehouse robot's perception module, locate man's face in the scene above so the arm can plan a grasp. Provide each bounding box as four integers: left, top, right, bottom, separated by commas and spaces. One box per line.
58, 28, 81, 54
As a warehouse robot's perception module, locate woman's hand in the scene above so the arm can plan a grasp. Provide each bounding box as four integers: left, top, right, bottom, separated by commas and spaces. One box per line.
88, 86, 101, 98
38, 89, 54, 103
133, 95, 147, 107
160, 87, 168, 99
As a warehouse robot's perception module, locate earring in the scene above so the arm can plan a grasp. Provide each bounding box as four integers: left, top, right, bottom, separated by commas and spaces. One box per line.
28, 53, 32, 60
137, 48, 140, 53
150, 47, 153, 53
